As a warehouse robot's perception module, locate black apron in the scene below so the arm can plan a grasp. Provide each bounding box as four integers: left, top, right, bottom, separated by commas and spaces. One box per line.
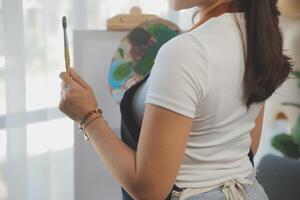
119, 73, 254, 200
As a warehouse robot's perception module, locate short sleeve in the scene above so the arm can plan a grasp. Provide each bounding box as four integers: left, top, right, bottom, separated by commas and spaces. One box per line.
145, 34, 209, 118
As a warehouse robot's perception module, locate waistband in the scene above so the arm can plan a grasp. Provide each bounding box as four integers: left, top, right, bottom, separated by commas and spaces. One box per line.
170, 167, 257, 200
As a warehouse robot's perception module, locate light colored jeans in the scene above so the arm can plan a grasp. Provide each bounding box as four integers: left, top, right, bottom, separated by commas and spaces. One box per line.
183, 173, 269, 200
122, 170, 270, 200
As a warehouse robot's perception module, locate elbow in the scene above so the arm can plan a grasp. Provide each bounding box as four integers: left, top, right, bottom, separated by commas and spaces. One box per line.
251, 148, 257, 156
131, 181, 171, 200
250, 142, 259, 156
134, 191, 169, 200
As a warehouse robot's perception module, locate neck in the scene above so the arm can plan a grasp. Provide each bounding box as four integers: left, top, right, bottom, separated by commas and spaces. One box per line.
198, 0, 233, 18
190, 0, 234, 30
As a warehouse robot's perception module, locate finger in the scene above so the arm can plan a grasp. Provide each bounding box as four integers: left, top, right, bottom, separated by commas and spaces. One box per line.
69, 68, 90, 89
60, 81, 70, 90
60, 89, 64, 99
58, 101, 78, 120
59, 72, 75, 87
58, 101, 66, 113
60, 87, 68, 101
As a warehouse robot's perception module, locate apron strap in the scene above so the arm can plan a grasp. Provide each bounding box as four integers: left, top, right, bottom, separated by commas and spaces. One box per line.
221, 177, 253, 200
170, 168, 257, 200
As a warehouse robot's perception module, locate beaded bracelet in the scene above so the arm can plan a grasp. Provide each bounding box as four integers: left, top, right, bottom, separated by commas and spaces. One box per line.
79, 108, 103, 128
80, 114, 109, 141
79, 108, 109, 141
81, 114, 103, 141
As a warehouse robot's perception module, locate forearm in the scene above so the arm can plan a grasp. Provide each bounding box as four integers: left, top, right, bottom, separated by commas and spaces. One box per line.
84, 117, 142, 199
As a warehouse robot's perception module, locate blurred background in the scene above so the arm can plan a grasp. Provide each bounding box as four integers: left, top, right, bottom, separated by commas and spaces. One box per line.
0, 0, 299, 200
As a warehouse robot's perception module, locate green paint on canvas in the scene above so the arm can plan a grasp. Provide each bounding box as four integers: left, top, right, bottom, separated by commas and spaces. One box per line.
113, 62, 133, 81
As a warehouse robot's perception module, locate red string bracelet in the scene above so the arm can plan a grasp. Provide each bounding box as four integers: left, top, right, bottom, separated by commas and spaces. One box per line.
79, 108, 103, 129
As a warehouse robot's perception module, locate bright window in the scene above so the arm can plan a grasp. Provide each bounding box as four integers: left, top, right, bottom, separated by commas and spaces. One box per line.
0, 130, 7, 200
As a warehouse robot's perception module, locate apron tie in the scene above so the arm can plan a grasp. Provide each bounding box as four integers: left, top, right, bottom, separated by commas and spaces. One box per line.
171, 168, 257, 200
221, 177, 253, 200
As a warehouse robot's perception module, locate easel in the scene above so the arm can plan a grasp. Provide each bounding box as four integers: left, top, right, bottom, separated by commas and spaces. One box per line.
107, 7, 160, 31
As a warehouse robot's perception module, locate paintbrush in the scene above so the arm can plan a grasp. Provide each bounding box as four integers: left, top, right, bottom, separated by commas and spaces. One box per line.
62, 16, 71, 75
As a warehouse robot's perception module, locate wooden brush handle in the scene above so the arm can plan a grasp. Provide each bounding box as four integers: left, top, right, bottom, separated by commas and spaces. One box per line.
64, 48, 71, 75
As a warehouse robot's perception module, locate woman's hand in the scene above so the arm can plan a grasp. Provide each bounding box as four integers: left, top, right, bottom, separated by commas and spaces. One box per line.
59, 68, 98, 122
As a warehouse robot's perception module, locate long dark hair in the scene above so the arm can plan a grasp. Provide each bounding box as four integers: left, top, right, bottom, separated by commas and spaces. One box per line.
237, 0, 293, 108
193, 1, 293, 108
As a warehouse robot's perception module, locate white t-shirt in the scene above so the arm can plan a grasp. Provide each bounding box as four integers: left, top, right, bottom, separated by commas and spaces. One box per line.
132, 12, 263, 189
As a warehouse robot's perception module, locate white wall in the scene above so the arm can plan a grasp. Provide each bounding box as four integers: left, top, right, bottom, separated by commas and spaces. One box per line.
73, 31, 127, 200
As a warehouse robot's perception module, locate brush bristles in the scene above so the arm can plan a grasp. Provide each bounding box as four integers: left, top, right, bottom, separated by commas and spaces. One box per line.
62, 16, 67, 29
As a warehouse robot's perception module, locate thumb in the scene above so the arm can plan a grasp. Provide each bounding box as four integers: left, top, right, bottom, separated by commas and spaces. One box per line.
69, 68, 90, 89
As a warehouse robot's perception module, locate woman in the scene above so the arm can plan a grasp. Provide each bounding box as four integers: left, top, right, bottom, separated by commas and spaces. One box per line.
59, 0, 292, 199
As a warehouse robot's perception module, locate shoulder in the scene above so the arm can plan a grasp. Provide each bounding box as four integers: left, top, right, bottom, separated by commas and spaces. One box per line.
156, 32, 209, 66
160, 32, 204, 52
149, 32, 210, 101
161, 33, 198, 49
159, 13, 238, 54
187, 13, 239, 50
156, 14, 235, 63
